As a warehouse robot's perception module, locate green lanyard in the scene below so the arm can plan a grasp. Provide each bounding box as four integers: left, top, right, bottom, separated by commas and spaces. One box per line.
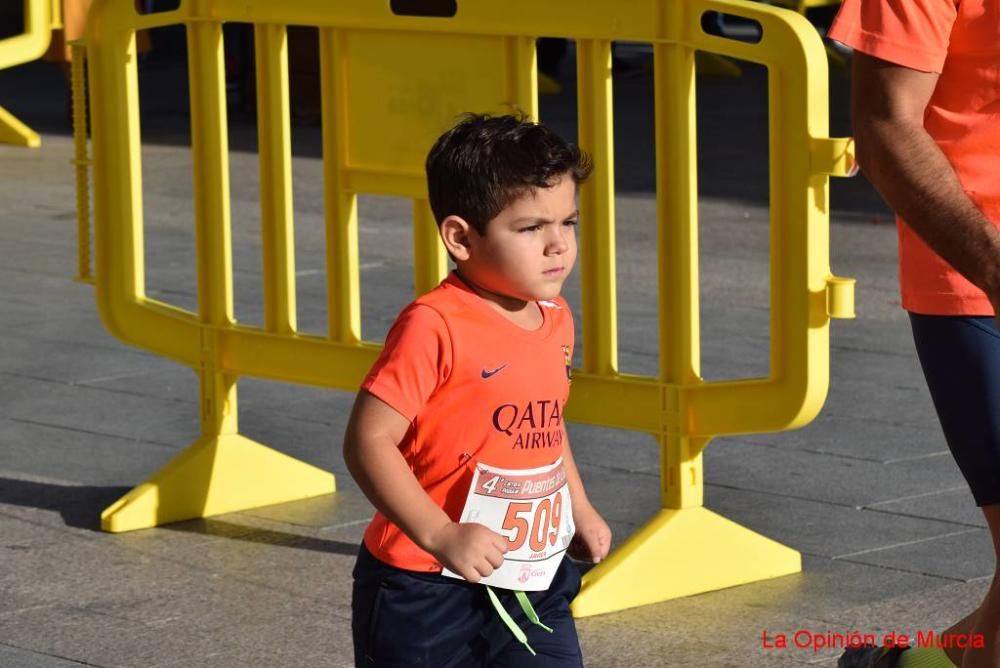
486, 586, 554, 657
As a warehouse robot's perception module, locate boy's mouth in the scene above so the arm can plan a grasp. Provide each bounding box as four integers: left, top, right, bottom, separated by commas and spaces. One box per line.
543, 267, 565, 276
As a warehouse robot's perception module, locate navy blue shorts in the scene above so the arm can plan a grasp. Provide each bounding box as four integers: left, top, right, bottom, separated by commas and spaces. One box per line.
909, 313, 1000, 506
351, 543, 583, 667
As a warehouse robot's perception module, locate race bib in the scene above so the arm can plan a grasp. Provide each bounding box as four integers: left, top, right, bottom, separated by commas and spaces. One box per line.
442, 458, 574, 591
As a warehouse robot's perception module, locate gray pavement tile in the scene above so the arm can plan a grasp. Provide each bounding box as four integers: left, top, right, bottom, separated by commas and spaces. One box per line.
828, 344, 929, 389
740, 413, 948, 464
108, 519, 355, 618
824, 579, 989, 640
0, 333, 162, 387
0, 374, 199, 449
0, 308, 122, 350
0, 604, 237, 668
704, 438, 967, 508
0, 269, 96, 318
567, 422, 660, 474
0, 235, 79, 278
151, 648, 338, 668
243, 485, 372, 530
193, 614, 349, 668
838, 528, 995, 582
826, 310, 916, 355
0, 644, 92, 668
78, 350, 357, 434
866, 488, 985, 528
574, 554, 950, 667
0, 295, 63, 332
0, 530, 199, 614
704, 485, 972, 559
0, 434, 173, 522
0, 509, 80, 551
77, 361, 201, 404
685, 554, 952, 621
236, 378, 353, 425
817, 376, 938, 430
238, 409, 343, 474
573, 464, 661, 527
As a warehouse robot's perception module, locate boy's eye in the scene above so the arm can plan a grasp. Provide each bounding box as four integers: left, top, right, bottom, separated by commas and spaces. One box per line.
563, 219, 578, 227
519, 225, 542, 233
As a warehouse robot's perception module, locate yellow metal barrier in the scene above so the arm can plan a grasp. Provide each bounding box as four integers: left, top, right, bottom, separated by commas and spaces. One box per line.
83, 0, 855, 615
70, 40, 92, 284
0, 0, 53, 147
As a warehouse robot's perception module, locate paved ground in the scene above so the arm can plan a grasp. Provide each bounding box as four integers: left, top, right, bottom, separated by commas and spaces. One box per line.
0, 34, 992, 668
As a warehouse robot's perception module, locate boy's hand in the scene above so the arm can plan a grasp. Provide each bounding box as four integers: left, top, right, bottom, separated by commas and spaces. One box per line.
425, 522, 508, 583
569, 502, 612, 563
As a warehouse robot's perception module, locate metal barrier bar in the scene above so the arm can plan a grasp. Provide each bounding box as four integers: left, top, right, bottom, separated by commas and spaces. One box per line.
576, 39, 618, 377
0, 0, 52, 147
319, 27, 361, 344
70, 41, 92, 283
255, 23, 297, 336
656, 38, 703, 510
412, 200, 447, 297
82, 0, 857, 613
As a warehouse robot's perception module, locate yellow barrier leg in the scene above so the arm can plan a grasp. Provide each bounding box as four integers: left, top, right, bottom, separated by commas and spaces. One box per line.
100, 433, 335, 532
571, 34, 800, 614
572, 507, 801, 617
0, 105, 40, 147
572, 433, 801, 617
102, 337, 336, 532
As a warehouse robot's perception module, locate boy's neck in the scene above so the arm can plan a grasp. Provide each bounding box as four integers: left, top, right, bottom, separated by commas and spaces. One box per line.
454, 268, 543, 329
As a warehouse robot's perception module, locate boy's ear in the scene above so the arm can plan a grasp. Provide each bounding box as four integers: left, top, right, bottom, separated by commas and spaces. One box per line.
439, 215, 475, 262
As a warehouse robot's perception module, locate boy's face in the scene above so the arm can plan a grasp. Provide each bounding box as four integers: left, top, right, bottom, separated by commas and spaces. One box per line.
458, 175, 578, 303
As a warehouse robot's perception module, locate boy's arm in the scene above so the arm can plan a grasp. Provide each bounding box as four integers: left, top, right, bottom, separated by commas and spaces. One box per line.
343, 390, 508, 581
560, 429, 612, 563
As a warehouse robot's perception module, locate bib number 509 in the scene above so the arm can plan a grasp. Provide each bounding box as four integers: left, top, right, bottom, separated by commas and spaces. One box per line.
501, 495, 564, 553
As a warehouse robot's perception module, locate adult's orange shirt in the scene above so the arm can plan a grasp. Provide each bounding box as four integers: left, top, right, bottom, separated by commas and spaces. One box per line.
830, 0, 1000, 315
360, 272, 575, 572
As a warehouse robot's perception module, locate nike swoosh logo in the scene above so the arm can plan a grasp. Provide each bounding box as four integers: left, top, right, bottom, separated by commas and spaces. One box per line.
481, 364, 507, 379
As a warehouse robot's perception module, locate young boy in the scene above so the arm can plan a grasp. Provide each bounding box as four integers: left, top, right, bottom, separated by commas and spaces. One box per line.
345, 114, 612, 666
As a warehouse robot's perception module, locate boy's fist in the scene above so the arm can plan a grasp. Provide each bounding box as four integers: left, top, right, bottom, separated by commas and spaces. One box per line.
569, 502, 612, 563
426, 522, 508, 583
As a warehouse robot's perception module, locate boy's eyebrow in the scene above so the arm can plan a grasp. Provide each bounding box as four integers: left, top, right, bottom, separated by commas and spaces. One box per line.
510, 210, 580, 224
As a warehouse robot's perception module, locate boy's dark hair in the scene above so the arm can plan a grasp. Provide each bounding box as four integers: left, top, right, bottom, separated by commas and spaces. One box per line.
425, 114, 593, 236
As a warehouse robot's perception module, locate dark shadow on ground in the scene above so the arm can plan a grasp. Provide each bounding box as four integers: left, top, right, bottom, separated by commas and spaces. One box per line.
0, 478, 131, 530
0, 477, 362, 554
162, 517, 361, 556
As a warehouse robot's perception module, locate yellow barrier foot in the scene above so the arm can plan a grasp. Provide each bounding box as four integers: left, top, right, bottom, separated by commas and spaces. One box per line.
101, 433, 336, 532
0, 105, 41, 147
571, 507, 800, 617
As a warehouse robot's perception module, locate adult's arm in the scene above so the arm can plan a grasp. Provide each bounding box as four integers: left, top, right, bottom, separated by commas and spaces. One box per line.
851, 51, 1000, 317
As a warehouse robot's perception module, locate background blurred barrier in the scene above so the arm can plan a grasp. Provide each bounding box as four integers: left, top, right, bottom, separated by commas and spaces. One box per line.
0, 0, 55, 146
81, 0, 855, 615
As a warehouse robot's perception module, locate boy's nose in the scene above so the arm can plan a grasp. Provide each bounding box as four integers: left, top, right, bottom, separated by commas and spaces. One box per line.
546, 229, 570, 255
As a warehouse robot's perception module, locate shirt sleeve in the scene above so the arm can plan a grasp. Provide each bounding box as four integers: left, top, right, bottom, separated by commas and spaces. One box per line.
828, 0, 958, 73
361, 304, 453, 422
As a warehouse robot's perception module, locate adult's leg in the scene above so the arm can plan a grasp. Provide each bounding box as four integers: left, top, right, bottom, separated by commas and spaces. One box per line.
960, 505, 1000, 667
909, 315, 1000, 667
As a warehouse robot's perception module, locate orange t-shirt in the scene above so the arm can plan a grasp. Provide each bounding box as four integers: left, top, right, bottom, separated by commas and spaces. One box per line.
830, 0, 1000, 315
360, 272, 575, 572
